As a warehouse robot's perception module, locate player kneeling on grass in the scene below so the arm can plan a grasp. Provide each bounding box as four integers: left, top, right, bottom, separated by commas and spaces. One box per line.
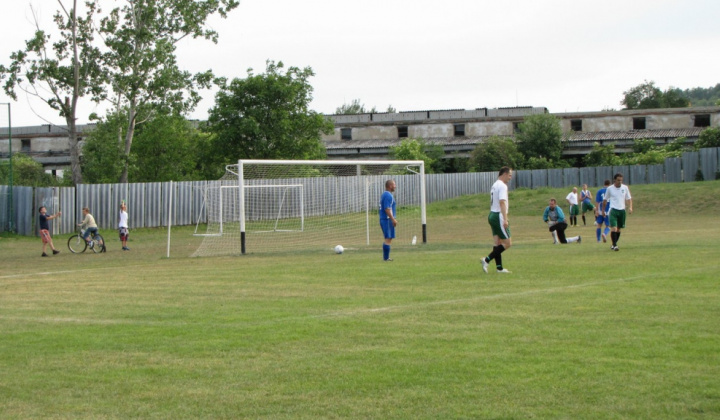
543, 199, 581, 244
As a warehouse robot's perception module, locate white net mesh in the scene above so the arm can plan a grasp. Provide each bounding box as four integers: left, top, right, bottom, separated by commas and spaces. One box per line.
191, 160, 425, 257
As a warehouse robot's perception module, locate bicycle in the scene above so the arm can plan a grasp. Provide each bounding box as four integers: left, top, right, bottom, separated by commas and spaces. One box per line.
68, 227, 106, 254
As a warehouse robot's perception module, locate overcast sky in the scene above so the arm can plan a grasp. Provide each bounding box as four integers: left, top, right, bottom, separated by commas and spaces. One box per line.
1, 0, 719, 128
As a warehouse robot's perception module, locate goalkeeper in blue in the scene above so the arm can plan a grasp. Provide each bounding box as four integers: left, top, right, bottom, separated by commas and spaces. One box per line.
379, 179, 397, 261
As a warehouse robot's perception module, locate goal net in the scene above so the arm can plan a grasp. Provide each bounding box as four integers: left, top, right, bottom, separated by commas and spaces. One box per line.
191, 159, 426, 256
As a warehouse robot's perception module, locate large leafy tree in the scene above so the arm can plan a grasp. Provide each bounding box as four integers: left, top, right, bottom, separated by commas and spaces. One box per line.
621, 80, 690, 109
207, 61, 333, 162
82, 109, 203, 183
515, 113, 564, 163
469, 136, 524, 173
98, 0, 239, 183
388, 138, 446, 173
129, 114, 203, 182
0, 0, 106, 185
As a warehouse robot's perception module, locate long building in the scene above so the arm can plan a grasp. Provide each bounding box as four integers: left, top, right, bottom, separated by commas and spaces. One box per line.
1, 106, 719, 171
322, 106, 720, 160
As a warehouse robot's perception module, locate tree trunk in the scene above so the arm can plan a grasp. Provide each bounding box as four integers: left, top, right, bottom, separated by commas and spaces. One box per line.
119, 105, 137, 183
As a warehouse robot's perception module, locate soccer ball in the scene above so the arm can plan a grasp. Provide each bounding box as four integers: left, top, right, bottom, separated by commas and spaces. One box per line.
334, 245, 344, 254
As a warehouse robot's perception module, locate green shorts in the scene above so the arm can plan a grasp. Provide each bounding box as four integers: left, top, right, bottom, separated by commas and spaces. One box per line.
569, 204, 579, 216
582, 202, 595, 213
488, 211, 511, 239
609, 209, 627, 229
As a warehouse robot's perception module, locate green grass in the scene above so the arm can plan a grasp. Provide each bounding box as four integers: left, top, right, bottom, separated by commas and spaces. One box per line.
1, 181, 720, 419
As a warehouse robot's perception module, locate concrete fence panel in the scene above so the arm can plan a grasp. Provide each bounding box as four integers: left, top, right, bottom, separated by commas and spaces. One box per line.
682, 151, 699, 182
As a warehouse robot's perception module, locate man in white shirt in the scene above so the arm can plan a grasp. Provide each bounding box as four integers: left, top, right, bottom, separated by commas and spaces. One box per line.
566, 187, 579, 226
602, 173, 633, 251
481, 167, 513, 274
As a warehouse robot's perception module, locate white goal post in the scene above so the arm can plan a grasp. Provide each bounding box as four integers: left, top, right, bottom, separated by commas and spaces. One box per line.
190, 159, 426, 257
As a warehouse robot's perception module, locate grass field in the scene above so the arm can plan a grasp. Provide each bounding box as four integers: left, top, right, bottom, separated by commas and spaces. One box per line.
1, 181, 720, 419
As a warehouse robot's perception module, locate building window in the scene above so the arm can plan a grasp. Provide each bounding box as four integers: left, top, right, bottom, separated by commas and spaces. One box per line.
21, 139, 31, 153
397, 126, 408, 138
570, 119, 583, 132
513, 122, 521, 133
694, 114, 711, 127
453, 124, 465, 137
341, 128, 352, 140
633, 117, 646, 130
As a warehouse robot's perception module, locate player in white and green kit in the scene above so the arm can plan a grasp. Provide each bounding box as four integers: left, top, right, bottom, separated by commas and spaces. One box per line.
481, 167, 513, 274
602, 173, 633, 251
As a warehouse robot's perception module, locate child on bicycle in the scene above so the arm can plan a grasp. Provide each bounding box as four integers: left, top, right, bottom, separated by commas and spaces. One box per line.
78, 207, 99, 248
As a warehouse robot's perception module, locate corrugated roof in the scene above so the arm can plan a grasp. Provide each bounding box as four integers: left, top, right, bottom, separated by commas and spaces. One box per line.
325, 128, 704, 150
565, 128, 703, 142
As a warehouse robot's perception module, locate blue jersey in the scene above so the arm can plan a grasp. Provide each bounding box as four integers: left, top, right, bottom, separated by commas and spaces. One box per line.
379, 191, 396, 221
596, 187, 610, 212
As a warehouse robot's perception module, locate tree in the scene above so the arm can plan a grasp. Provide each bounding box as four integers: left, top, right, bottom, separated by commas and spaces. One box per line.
207, 60, 333, 163
129, 114, 202, 182
0, 0, 106, 185
82, 109, 204, 183
0, 153, 59, 187
389, 138, 444, 173
335, 99, 395, 114
98, 0, 239, 183
515, 113, 564, 162
81, 112, 126, 184
468, 136, 524, 172
621, 80, 689, 109
583, 142, 620, 167
695, 127, 720, 150
336, 99, 374, 114
683, 83, 720, 107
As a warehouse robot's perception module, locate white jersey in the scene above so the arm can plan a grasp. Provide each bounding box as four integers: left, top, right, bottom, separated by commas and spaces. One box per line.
118, 210, 129, 228
566, 191, 578, 205
490, 179, 508, 213
605, 184, 631, 210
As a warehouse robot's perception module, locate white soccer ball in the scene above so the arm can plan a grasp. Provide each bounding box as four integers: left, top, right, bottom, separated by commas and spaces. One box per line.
334, 245, 344, 254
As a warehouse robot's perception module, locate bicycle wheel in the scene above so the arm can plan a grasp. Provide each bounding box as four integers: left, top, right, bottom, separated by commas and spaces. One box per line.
68, 234, 87, 253
90, 234, 105, 254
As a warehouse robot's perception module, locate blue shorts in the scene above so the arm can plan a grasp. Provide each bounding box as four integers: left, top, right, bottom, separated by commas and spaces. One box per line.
595, 215, 608, 226
83, 227, 98, 240
380, 219, 395, 239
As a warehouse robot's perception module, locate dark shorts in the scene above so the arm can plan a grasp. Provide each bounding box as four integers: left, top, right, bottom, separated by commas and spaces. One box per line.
609, 209, 627, 229
488, 211, 510, 240
569, 204, 579, 216
380, 219, 395, 239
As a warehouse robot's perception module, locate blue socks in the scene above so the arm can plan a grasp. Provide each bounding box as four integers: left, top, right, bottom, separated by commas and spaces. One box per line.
383, 244, 390, 260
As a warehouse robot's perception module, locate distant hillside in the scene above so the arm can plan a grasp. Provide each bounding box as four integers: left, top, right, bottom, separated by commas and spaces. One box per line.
684, 83, 720, 107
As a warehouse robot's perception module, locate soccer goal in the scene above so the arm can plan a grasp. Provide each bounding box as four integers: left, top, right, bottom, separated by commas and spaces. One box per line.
190, 159, 426, 257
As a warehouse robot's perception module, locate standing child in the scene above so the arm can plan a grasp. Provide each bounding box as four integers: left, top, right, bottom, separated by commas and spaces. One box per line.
38, 206, 61, 257
118, 202, 130, 251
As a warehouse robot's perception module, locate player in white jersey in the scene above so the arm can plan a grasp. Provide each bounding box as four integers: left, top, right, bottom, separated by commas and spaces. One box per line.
481, 167, 513, 274
566, 187, 579, 226
602, 173, 633, 251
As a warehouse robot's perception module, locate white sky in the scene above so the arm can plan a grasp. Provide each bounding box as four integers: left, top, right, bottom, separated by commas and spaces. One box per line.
1, 0, 719, 128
